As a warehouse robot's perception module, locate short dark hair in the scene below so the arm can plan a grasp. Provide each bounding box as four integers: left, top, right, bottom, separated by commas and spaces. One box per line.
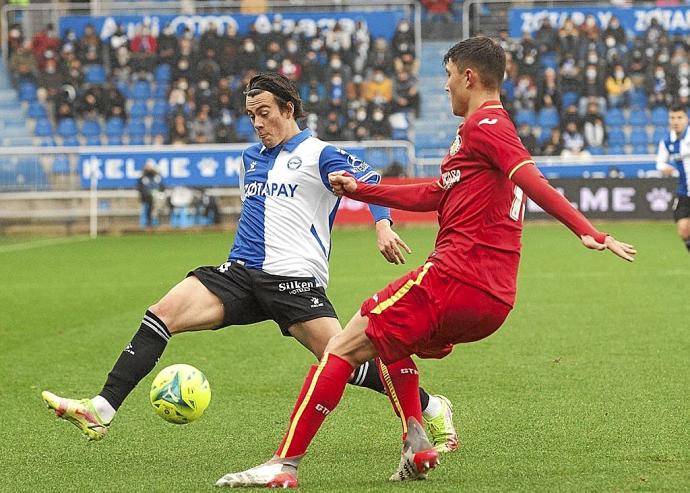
244, 72, 305, 119
442, 36, 506, 90
670, 103, 687, 114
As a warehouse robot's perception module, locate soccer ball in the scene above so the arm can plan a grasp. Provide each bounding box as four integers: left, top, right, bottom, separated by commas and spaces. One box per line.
150, 364, 211, 424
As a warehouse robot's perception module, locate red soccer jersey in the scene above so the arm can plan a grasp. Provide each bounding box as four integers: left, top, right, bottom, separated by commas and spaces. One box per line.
431, 100, 533, 307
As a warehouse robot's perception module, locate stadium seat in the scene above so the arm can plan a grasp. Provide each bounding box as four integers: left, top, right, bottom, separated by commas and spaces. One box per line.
154, 84, 169, 100
515, 109, 537, 127
52, 155, 71, 174
537, 126, 552, 145
365, 148, 389, 167
132, 80, 152, 101
539, 53, 558, 70
537, 108, 559, 128
18, 81, 37, 102
116, 80, 131, 99
151, 100, 169, 119
391, 146, 410, 165
105, 117, 125, 137
632, 143, 649, 154
85, 65, 107, 85
154, 64, 171, 84
126, 119, 147, 142
81, 119, 102, 137
17, 157, 47, 188
608, 128, 626, 146
85, 134, 102, 146
128, 134, 146, 145
62, 135, 80, 146
652, 127, 666, 145
628, 111, 649, 128
130, 101, 149, 120
150, 119, 168, 137
630, 128, 649, 146
57, 118, 78, 138
630, 90, 647, 110
40, 137, 56, 147
27, 101, 47, 119
607, 144, 626, 155
561, 91, 579, 109
588, 146, 605, 155
391, 128, 408, 140
651, 107, 668, 126
235, 115, 255, 139
604, 108, 625, 126
107, 134, 123, 145
34, 118, 53, 137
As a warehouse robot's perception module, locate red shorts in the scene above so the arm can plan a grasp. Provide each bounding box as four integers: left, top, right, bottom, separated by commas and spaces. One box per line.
361, 262, 512, 364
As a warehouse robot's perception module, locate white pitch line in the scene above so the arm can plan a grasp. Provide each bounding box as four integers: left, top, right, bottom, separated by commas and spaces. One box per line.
0, 236, 90, 253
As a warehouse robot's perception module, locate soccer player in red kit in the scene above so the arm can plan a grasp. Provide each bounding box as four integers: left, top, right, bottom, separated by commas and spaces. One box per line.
215, 37, 637, 488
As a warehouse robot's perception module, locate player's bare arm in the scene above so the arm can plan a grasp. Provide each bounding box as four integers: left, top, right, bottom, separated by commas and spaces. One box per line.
375, 219, 412, 265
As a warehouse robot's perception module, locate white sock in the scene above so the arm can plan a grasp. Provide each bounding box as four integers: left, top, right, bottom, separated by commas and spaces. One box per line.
422, 395, 442, 418
91, 395, 116, 423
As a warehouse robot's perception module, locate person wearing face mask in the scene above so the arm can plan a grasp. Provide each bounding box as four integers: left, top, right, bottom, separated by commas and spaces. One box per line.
236, 38, 262, 73
31, 23, 60, 70
392, 19, 415, 58
369, 106, 392, 139
367, 37, 393, 72
363, 69, 393, 108
157, 24, 178, 66
647, 64, 671, 109
579, 66, 606, 114
606, 64, 633, 108
603, 16, 626, 45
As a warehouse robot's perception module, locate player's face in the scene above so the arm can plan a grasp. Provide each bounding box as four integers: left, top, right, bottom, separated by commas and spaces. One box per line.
246, 92, 294, 148
669, 111, 688, 134
445, 60, 470, 117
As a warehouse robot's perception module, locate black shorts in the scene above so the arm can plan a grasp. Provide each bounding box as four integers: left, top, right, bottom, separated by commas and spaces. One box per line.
673, 196, 690, 222
188, 261, 337, 335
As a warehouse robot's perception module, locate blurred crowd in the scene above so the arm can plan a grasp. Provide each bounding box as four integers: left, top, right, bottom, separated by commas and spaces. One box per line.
7, 16, 419, 144
498, 15, 690, 156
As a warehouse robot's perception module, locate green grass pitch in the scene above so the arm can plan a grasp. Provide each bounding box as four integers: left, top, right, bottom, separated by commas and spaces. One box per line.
1, 223, 688, 492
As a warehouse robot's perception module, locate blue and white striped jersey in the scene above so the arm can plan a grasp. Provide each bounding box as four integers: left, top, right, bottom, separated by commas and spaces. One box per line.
656, 125, 690, 196
229, 129, 390, 287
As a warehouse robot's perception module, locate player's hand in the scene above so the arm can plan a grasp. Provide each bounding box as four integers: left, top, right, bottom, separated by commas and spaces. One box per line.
328, 171, 358, 196
376, 220, 412, 264
581, 234, 637, 262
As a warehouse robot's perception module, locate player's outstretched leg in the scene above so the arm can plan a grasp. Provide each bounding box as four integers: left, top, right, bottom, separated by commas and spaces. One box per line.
42, 309, 171, 439
389, 417, 440, 481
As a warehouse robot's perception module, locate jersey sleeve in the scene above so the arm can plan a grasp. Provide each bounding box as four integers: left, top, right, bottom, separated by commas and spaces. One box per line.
655, 139, 671, 171
319, 145, 391, 223
347, 180, 443, 212
239, 150, 246, 202
467, 116, 535, 178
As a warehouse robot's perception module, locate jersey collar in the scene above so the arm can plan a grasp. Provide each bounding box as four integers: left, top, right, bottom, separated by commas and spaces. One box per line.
260, 128, 312, 154
479, 100, 503, 110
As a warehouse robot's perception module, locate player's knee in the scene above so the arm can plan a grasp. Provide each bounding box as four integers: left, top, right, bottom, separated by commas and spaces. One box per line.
147, 301, 177, 334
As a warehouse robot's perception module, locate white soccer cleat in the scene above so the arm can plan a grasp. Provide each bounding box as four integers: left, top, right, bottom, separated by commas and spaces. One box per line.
389, 417, 440, 481
215, 462, 298, 489
425, 394, 459, 453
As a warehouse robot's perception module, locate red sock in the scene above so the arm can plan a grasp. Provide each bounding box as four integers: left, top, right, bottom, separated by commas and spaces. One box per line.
276, 353, 354, 458
376, 357, 423, 438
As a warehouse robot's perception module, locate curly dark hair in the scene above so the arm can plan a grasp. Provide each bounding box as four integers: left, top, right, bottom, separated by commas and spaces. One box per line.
244, 72, 306, 119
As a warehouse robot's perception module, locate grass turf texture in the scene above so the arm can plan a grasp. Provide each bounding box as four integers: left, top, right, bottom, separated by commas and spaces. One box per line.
1, 223, 688, 492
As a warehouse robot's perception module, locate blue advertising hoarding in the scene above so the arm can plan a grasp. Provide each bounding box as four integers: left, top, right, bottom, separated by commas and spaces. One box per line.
509, 5, 690, 37
59, 10, 406, 41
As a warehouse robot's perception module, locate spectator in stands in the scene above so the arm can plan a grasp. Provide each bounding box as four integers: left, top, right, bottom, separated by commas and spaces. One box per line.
301, 50, 325, 82
130, 26, 157, 74
109, 24, 129, 62
421, 0, 454, 24
31, 24, 60, 71
537, 67, 560, 111
216, 77, 234, 113
37, 58, 62, 100
214, 109, 237, 143
516, 31, 539, 78
79, 24, 104, 66
279, 58, 301, 82
54, 99, 75, 123
7, 23, 23, 58
583, 101, 606, 149
197, 49, 221, 85
558, 18, 580, 59
76, 87, 102, 119
647, 64, 672, 109
10, 40, 37, 85
200, 22, 221, 56
674, 62, 690, 104
627, 44, 648, 89
535, 17, 558, 55
392, 67, 419, 116
236, 38, 261, 74
392, 19, 415, 59
561, 104, 582, 132
190, 108, 214, 144
368, 38, 393, 74
63, 58, 84, 91
169, 113, 189, 144
602, 31, 627, 66
319, 110, 344, 141
351, 20, 371, 75
369, 106, 392, 140
603, 16, 626, 45
606, 64, 633, 108
217, 24, 241, 76
157, 25, 178, 66
643, 18, 666, 47
137, 162, 165, 228
301, 77, 327, 115
540, 128, 563, 156
579, 64, 606, 113
517, 122, 539, 155
325, 21, 352, 61
103, 85, 127, 120
363, 68, 393, 109
514, 74, 538, 111
111, 45, 131, 82
561, 121, 590, 157
195, 79, 216, 112
559, 57, 582, 98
